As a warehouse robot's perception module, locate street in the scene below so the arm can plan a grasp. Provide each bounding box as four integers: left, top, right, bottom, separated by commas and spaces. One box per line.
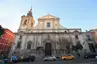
15, 58, 97, 64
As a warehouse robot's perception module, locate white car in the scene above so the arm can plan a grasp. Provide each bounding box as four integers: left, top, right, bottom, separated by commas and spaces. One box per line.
44, 56, 57, 61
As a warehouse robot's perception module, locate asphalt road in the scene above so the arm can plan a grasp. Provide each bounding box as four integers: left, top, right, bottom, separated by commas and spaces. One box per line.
14, 58, 97, 64
15, 62, 97, 64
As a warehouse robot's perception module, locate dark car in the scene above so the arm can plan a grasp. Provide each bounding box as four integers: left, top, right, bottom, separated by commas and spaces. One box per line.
0, 55, 4, 64
22, 55, 35, 62
10, 56, 19, 63
4, 58, 10, 64
12, 57, 21, 63
84, 53, 97, 59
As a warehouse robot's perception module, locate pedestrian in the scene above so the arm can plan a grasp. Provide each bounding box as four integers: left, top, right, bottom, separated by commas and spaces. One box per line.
21, 55, 24, 59
20, 55, 24, 62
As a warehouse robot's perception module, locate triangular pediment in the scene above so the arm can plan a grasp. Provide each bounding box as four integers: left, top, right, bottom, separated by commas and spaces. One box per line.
39, 14, 57, 19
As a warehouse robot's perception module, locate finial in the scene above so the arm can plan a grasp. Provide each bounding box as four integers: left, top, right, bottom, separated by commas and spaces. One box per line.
30, 6, 32, 12
27, 6, 33, 17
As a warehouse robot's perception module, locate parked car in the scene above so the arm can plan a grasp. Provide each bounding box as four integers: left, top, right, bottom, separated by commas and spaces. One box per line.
13, 57, 22, 63
44, 56, 57, 61
84, 53, 97, 59
10, 56, 18, 63
4, 58, 10, 64
22, 55, 35, 62
0, 61, 3, 64
61, 54, 75, 60
0, 55, 4, 64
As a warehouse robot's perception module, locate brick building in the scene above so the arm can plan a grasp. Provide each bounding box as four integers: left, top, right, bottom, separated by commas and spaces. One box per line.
0, 28, 15, 55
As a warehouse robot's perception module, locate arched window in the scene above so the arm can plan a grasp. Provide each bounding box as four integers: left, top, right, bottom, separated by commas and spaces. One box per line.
31, 23, 33, 27
64, 31, 67, 33
16, 41, 21, 49
23, 19, 27, 25
27, 41, 32, 49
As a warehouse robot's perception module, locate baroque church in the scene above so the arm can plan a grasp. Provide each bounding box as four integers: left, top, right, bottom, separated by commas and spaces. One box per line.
10, 8, 96, 57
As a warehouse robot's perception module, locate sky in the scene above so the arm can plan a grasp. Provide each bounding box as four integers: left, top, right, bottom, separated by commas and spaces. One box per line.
0, 0, 97, 32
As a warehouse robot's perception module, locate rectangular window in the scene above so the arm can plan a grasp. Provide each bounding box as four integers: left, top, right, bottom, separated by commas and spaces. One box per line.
47, 22, 50, 27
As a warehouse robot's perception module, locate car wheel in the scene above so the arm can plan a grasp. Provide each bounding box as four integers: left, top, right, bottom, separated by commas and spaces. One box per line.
85, 57, 88, 59
63, 58, 66, 60
44, 59, 47, 61
72, 58, 75, 60
53, 59, 56, 61
31, 60, 34, 62
29, 60, 31, 62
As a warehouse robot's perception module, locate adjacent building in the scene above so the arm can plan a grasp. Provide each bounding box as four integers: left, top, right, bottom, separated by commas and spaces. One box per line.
10, 8, 96, 57
90, 29, 97, 44
0, 28, 15, 55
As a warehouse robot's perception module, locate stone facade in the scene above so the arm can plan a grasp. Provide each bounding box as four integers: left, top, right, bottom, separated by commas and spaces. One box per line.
9, 8, 96, 57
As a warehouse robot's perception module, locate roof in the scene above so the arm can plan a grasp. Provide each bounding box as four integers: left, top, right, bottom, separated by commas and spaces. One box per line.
89, 29, 97, 31
93, 28, 97, 30
38, 14, 58, 19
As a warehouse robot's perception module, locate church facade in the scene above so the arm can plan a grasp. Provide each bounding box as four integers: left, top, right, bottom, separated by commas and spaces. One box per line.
10, 8, 96, 57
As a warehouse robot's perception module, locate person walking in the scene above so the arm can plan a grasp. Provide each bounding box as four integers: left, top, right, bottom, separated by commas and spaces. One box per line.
20, 55, 24, 62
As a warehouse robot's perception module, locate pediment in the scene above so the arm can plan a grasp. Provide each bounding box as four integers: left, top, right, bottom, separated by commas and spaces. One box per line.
38, 14, 57, 19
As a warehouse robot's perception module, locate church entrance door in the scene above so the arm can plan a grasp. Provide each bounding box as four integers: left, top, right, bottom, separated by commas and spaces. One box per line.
45, 43, 52, 56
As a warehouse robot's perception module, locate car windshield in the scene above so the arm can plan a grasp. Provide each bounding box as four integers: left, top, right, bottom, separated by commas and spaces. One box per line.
62, 54, 72, 56
45, 56, 54, 58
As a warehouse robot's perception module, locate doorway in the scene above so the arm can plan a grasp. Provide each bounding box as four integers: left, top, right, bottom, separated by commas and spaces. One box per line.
89, 43, 96, 52
45, 43, 52, 56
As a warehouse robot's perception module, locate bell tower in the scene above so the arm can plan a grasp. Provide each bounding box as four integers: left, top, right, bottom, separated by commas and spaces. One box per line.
18, 7, 35, 32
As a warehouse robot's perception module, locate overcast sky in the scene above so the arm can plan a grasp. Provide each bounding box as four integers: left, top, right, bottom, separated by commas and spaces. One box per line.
0, 0, 97, 32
